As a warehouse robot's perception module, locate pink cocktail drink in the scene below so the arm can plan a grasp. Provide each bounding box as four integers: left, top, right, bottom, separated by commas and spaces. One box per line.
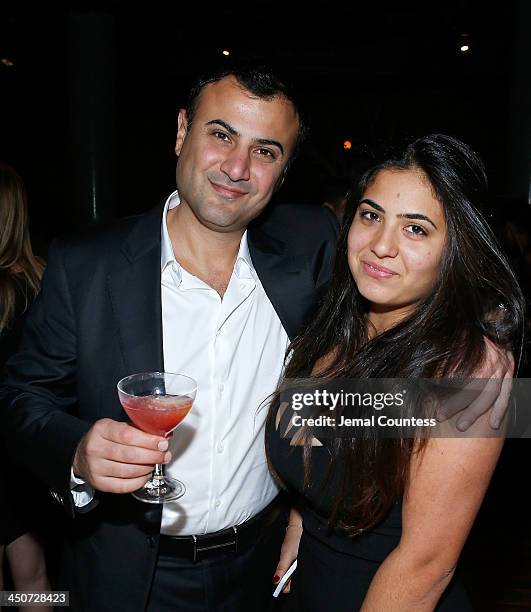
121, 394, 193, 436
116, 372, 197, 503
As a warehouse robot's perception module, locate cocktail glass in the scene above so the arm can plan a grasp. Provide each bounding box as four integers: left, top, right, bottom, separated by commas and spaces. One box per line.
117, 371, 197, 503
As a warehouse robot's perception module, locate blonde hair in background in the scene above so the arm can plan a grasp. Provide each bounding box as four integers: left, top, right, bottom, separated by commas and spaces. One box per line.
0, 162, 44, 331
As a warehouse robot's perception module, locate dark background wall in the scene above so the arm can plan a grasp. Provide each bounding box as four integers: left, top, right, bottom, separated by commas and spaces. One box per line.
0, 2, 529, 248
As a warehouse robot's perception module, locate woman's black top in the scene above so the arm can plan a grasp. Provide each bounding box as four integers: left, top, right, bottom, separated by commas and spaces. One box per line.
268, 404, 403, 561
267, 401, 472, 611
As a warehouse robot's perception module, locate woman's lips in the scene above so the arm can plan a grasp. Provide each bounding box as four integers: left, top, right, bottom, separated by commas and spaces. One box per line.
362, 260, 398, 279
209, 180, 248, 199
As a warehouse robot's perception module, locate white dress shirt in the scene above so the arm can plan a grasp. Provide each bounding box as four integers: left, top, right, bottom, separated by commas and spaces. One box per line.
72, 191, 289, 535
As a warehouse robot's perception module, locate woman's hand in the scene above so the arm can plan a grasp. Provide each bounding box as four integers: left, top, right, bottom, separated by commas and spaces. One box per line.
273, 508, 303, 594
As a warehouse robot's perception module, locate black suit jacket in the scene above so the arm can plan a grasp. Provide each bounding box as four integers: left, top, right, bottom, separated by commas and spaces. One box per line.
0, 201, 338, 611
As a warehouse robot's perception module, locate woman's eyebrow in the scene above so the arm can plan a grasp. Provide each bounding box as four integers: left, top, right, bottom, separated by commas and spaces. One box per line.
397, 213, 438, 230
359, 198, 385, 212
360, 198, 437, 230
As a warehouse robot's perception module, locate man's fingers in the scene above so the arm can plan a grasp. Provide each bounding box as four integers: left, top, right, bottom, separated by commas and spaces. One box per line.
434, 380, 485, 421
506, 351, 515, 377
489, 377, 513, 429
462, 343, 513, 429
455, 379, 500, 431
435, 339, 515, 429
100, 439, 170, 466
97, 419, 168, 451
482, 338, 514, 378
73, 419, 172, 488
95, 457, 161, 479
95, 474, 153, 494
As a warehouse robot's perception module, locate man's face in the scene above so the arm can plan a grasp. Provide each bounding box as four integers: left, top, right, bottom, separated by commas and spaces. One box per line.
175, 76, 299, 233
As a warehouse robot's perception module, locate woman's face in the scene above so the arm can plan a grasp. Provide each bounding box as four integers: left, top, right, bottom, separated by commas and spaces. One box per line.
347, 169, 447, 323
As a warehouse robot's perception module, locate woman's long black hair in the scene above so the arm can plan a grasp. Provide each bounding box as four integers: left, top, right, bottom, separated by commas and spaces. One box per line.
266, 134, 526, 534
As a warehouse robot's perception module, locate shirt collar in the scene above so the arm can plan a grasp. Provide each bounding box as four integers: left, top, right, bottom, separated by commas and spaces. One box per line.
160, 190, 255, 282
234, 232, 254, 280
161, 190, 180, 274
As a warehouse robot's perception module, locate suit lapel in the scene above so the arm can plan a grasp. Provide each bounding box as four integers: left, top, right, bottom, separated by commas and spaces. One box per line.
248, 225, 316, 341
107, 201, 318, 369
107, 204, 165, 377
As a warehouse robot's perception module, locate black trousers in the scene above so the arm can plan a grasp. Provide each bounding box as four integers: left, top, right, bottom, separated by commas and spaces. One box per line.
147, 512, 286, 612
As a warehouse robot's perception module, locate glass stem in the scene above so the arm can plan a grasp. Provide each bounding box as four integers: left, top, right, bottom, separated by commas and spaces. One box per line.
152, 463, 165, 486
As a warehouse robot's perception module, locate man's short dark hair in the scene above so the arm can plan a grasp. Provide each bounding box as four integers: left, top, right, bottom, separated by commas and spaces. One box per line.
185, 63, 308, 169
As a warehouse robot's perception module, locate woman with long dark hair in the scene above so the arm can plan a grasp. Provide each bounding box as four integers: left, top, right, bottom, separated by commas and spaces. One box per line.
266, 134, 525, 610
0, 162, 51, 611
0, 163, 44, 353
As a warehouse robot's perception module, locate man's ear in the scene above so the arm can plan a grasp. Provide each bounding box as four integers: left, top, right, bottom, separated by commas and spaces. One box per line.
175, 109, 188, 156
274, 167, 289, 193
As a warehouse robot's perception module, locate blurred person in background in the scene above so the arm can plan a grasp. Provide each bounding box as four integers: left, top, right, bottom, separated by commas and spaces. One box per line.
320, 176, 350, 224
0, 162, 51, 612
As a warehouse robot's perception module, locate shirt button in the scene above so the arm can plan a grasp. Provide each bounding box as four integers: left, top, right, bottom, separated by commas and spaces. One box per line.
215, 499, 221, 508
217, 442, 224, 453
218, 384, 224, 393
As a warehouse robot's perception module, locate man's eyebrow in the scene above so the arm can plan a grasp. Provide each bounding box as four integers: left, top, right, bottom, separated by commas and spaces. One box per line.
206, 119, 238, 136
256, 138, 284, 156
205, 120, 284, 156
359, 198, 438, 229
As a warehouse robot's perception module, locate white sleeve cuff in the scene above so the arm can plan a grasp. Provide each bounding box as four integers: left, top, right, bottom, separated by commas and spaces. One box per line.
70, 467, 95, 507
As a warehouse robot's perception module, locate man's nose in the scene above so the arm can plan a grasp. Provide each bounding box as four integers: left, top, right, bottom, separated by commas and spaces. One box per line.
220, 148, 251, 182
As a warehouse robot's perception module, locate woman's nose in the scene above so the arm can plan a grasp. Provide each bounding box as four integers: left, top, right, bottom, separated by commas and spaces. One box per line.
370, 227, 399, 259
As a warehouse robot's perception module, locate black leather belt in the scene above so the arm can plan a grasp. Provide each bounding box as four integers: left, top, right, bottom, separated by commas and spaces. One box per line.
159, 497, 283, 562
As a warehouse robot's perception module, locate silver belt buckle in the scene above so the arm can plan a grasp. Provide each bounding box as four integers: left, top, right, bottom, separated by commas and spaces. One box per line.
192, 526, 238, 562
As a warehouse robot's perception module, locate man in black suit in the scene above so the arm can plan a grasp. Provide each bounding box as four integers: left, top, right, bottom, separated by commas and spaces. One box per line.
0, 66, 338, 611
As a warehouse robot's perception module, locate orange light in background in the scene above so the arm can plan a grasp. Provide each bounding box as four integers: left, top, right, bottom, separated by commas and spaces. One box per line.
1, 58, 14, 67
343, 140, 352, 150
222, 50, 230, 56
460, 45, 469, 53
